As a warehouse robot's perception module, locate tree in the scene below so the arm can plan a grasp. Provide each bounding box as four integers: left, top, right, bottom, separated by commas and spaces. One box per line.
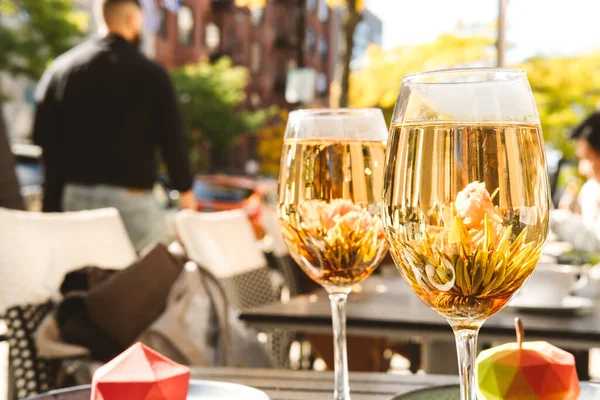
256, 109, 288, 176
326, 0, 363, 108
171, 57, 275, 173
349, 33, 495, 121
0, 0, 85, 209
347, 28, 600, 160
520, 53, 600, 158
0, 0, 85, 138
0, 0, 87, 78
496, 0, 508, 67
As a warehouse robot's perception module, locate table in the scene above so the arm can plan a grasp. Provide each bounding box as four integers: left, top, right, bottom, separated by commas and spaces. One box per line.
241, 276, 600, 349
248, 239, 589, 348
240, 275, 600, 374
24, 368, 456, 400
27, 368, 600, 400
190, 367, 458, 399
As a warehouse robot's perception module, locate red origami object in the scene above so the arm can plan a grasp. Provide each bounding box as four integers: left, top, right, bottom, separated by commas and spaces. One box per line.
91, 342, 190, 400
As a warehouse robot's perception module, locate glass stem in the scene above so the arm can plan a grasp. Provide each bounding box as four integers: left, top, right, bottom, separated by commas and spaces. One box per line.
329, 293, 350, 400
454, 328, 479, 400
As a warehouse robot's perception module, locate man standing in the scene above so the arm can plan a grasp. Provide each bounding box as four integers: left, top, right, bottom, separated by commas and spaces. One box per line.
33, 0, 195, 251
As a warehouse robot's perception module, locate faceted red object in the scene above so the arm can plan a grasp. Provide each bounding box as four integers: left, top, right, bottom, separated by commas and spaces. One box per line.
91, 343, 190, 400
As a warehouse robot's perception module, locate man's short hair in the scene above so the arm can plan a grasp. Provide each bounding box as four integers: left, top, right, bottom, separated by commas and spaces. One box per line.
571, 112, 600, 154
102, 0, 141, 23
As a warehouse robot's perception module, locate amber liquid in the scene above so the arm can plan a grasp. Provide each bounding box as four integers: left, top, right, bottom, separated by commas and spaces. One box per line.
278, 139, 388, 292
383, 123, 550, 328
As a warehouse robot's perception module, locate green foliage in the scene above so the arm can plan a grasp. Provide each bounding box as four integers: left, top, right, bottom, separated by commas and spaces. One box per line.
520, 53, 600, 159
257, 109, 288, 176
349, 31, 600, 159
171, 57, 276, 171
349, 34, 495, 113
0, 0, 86, 79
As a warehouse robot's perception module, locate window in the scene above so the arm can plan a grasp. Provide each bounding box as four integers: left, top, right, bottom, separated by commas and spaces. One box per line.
316, 72, 328, 96
250, 92, 262, 107
158, 8, 168, 39
317, 0, 329, 21
306, 0, 317, 12
250, 7, 264, 26
232, 40, 244, 63
205, 23, 221, 54
318, 37, 328, 59
222, 31, 235, 54
250, 42, 263, 74
305, 27, 316, 52
235, 9, 246, 23
177, 6, 195, 46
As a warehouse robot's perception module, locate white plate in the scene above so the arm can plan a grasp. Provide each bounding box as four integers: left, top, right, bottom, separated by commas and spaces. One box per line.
188, 380, 270, 400
509, 296, 594, 315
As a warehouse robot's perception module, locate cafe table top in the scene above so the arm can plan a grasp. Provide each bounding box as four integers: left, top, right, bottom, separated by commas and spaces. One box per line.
240, 275, 600, 350
28, 367, 600, 400
191, 367, 458, 399
22, 367, 455, 400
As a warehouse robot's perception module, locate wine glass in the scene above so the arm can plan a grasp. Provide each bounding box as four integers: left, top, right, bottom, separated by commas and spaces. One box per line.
382, 68, 551, 400
277, 109, 389, 400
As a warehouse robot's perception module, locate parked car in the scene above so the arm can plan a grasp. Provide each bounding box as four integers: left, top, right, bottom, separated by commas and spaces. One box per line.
192, 174, 277, 238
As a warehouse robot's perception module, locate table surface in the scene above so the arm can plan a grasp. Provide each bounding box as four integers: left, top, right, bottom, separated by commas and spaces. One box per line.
28, 367, 600, 400
26, 368, 458, 400
190, 367, 458, 399
241, 275, 600, 347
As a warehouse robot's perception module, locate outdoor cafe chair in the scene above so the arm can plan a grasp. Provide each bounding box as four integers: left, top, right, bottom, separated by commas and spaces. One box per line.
174, 209, 279, 310
174, 209, 294, 367
0, 207, 136, 313
0, 207, 136, 399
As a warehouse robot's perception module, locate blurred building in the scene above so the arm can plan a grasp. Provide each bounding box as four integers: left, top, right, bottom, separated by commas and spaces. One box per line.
154, 0, 340, 107
153, 0, 341, 172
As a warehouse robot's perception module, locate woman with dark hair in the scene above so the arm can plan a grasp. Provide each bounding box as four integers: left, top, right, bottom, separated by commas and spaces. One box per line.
551, 112, 600, 251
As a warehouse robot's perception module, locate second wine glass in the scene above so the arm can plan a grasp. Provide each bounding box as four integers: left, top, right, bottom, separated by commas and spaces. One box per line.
277, 109, 389, 400
382, 68, 551, 400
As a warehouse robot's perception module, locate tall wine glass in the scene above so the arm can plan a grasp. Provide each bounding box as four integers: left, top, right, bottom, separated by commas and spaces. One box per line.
382, 68, 551, 400
278, 109, 389, 400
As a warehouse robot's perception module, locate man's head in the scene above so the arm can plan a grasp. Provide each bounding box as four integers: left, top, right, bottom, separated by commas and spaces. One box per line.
571, 113, 600, 181
100, 0, 143, 46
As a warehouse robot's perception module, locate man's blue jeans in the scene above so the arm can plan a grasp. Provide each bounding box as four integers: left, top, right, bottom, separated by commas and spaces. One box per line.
63, 184, 168, 252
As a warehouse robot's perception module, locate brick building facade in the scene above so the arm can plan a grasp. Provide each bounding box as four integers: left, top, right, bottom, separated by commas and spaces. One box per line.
153, 0, 340, 172
155, 0, 339, 108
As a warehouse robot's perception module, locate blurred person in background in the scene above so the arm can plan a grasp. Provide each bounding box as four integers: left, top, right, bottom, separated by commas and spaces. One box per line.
33, 0, 195, 251
552, 112, 600, 252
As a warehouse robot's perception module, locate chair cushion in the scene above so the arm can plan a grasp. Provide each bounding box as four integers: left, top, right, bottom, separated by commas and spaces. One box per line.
57, 243, 183, 361
85, 243, 183, 346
